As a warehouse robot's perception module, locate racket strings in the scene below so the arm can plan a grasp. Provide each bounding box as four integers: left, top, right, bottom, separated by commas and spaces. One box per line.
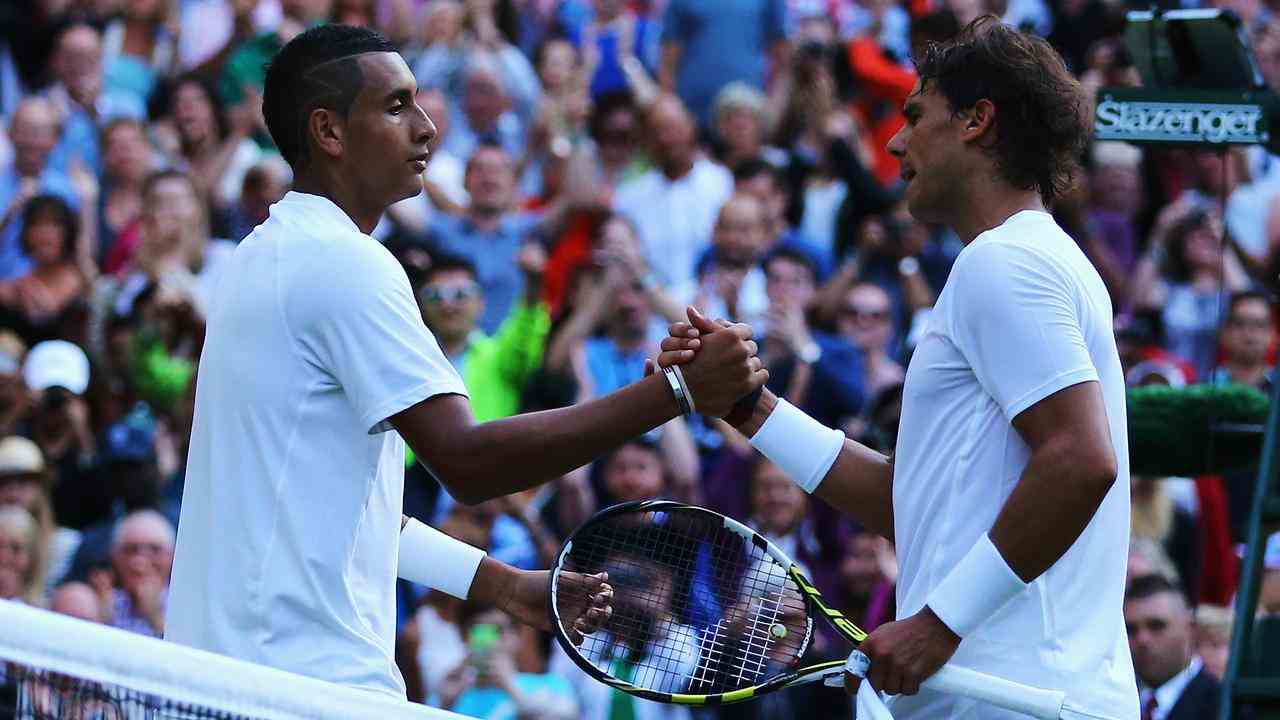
555, 508, 810, 696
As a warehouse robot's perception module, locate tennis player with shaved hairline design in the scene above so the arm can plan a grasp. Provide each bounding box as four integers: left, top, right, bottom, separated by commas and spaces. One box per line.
660, 17, 1139, 719
164, 24, 767, 700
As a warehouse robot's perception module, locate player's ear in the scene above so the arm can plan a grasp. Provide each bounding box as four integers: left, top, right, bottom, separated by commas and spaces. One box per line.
308, 107, 345, 161
961, 99, 996, 144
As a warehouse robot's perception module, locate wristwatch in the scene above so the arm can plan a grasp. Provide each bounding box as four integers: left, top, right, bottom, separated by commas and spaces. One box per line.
898, 256, 920, 277
797, 340, 822, 365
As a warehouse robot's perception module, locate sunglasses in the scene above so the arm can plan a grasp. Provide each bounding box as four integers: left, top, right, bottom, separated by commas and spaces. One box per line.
841, 306, 891, 322
421, 284, 481, 304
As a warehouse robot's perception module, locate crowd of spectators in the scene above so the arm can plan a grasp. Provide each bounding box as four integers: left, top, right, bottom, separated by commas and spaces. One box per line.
1, 0, 1280, 716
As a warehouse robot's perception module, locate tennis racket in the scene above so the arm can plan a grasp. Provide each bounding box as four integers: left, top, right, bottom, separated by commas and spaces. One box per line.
548, 500, 1072, 717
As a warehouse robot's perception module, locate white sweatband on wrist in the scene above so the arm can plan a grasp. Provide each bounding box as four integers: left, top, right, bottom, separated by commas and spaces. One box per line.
748, 399, 844, 493
398, 517, 486, 600
925, 532, 1027, 638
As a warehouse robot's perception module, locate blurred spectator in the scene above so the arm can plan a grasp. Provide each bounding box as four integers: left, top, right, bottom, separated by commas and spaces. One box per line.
834, 282, 904, 402
712, 83, 785, 171
542, 244, 702, 490
101, 0, 176, 112
614, 94, 732, 289
1131, 208, 1250, 381
427, 144, 543, 334
0, 195, 88, 344
1125, 574, 1221, 719
216, 155, 291, 243
658, 0, 788, 129
1210, 290, 1276, 392
108, 508, 173, 637
0, 332, 28, 437
437, 602, 577, 718
45, 23, 144, 177
102, 170, 233, 317
1132, 475, 1199, 602
0, 97, 79, 280
0, 505, 45, 605
574, 0, 660, 103
157, 74, 261, 212
412, 250, 549, 420
0, 435, 80, 591
584, 91, 646, 191
98, 118, 154, 261
22, 340, 99, 529
1193, 604, 1232, 681
759, 247, 864, 428
838, 531, 897, 634
1083, 141, 1145, 305
178, 0, 265, 77
219, 0, 331, 140
1115, 310, 1195, 385
416, 18, 541, 162
49, 579, 105, 622
682, 193, 770, 327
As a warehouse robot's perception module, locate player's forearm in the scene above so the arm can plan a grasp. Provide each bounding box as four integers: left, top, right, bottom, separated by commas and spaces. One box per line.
431, 374, 681, 503
734, 390, 895, 539
987, 443, 1117, 583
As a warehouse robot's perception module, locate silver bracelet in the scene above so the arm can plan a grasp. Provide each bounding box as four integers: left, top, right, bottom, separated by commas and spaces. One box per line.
671, 364, 696, 415
662, 365, 693, 416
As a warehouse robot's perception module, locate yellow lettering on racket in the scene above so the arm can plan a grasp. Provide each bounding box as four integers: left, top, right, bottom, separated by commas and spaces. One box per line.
790, 565, 869, 643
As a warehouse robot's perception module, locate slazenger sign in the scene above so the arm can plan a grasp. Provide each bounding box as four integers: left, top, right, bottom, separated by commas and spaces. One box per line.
1095, 96, 1268, 145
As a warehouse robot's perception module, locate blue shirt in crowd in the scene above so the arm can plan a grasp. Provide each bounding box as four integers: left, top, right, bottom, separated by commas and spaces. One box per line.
427, 213, 543, 335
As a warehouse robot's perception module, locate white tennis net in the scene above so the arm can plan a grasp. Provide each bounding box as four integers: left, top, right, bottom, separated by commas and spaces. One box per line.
0, 600, 461, 720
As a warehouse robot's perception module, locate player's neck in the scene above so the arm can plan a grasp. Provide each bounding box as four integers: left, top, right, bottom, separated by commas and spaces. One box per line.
292, 170, 384, 234
950, 183, 1045, 245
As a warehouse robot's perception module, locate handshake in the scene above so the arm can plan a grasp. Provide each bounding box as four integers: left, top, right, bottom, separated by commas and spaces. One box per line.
645, 306, 770, 423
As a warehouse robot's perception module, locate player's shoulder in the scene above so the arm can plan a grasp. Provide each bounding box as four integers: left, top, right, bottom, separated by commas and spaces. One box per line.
959, 212, 1079, 278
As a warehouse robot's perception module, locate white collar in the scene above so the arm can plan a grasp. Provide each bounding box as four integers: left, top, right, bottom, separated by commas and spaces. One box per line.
1141, 656, 1202, 717
275, 191, 365, 236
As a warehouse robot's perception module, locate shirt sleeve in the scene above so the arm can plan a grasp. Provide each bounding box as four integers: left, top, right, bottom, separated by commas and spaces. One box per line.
294, 238, 467, 434
948, 241, 1098, 421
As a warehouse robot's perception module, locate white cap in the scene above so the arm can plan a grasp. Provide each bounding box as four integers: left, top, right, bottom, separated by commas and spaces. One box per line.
0, 436, 44, 475
22, 340, 90, 395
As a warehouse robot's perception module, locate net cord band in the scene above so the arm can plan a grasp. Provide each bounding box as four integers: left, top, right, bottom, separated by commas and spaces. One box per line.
0, 600, 456, 720
924, 532, 1028, 638
398, 517, 485, 599
748, 399, 844, 493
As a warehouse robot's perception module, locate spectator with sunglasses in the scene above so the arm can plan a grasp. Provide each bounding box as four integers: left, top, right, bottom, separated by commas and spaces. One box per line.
836, 282, 905, 402
412, 250, 550, 424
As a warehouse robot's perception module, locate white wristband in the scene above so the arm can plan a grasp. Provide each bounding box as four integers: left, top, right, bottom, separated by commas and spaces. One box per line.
925, 532, 1027, 638
398, 518, 486, 600
748, 399, 844, 493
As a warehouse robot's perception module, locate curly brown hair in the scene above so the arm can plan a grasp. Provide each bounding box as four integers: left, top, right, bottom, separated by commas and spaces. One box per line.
915, 16, 1088, 207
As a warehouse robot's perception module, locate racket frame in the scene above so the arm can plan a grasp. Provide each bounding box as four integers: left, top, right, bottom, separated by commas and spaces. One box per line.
548, 500, 868, 706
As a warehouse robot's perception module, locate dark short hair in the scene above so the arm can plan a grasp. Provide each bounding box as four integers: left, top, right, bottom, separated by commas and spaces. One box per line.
20, 195, 78, 261
423, 254, 479, 285
1227, 290, 1275, 321
763, 246, 819, 283
915, 16, 1087, 206
153, 73, 229, 141
262, 24, 397, 169
1125, 573, 1187, 607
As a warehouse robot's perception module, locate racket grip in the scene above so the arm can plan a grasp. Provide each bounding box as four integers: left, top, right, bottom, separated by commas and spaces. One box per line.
922, 665, 1066, 720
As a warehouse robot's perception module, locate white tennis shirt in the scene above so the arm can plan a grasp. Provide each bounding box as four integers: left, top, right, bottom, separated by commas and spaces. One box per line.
165, 192, 467, 697
887, 211, 1138, 719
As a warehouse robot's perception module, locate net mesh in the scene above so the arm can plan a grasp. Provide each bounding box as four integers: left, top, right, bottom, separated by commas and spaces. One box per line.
554, 506, 810, 696
0, 601, 459, 720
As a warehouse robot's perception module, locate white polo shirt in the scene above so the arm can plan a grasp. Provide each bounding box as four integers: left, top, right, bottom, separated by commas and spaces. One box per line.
886, 211, 1138, 719
165, 192, 467, 697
